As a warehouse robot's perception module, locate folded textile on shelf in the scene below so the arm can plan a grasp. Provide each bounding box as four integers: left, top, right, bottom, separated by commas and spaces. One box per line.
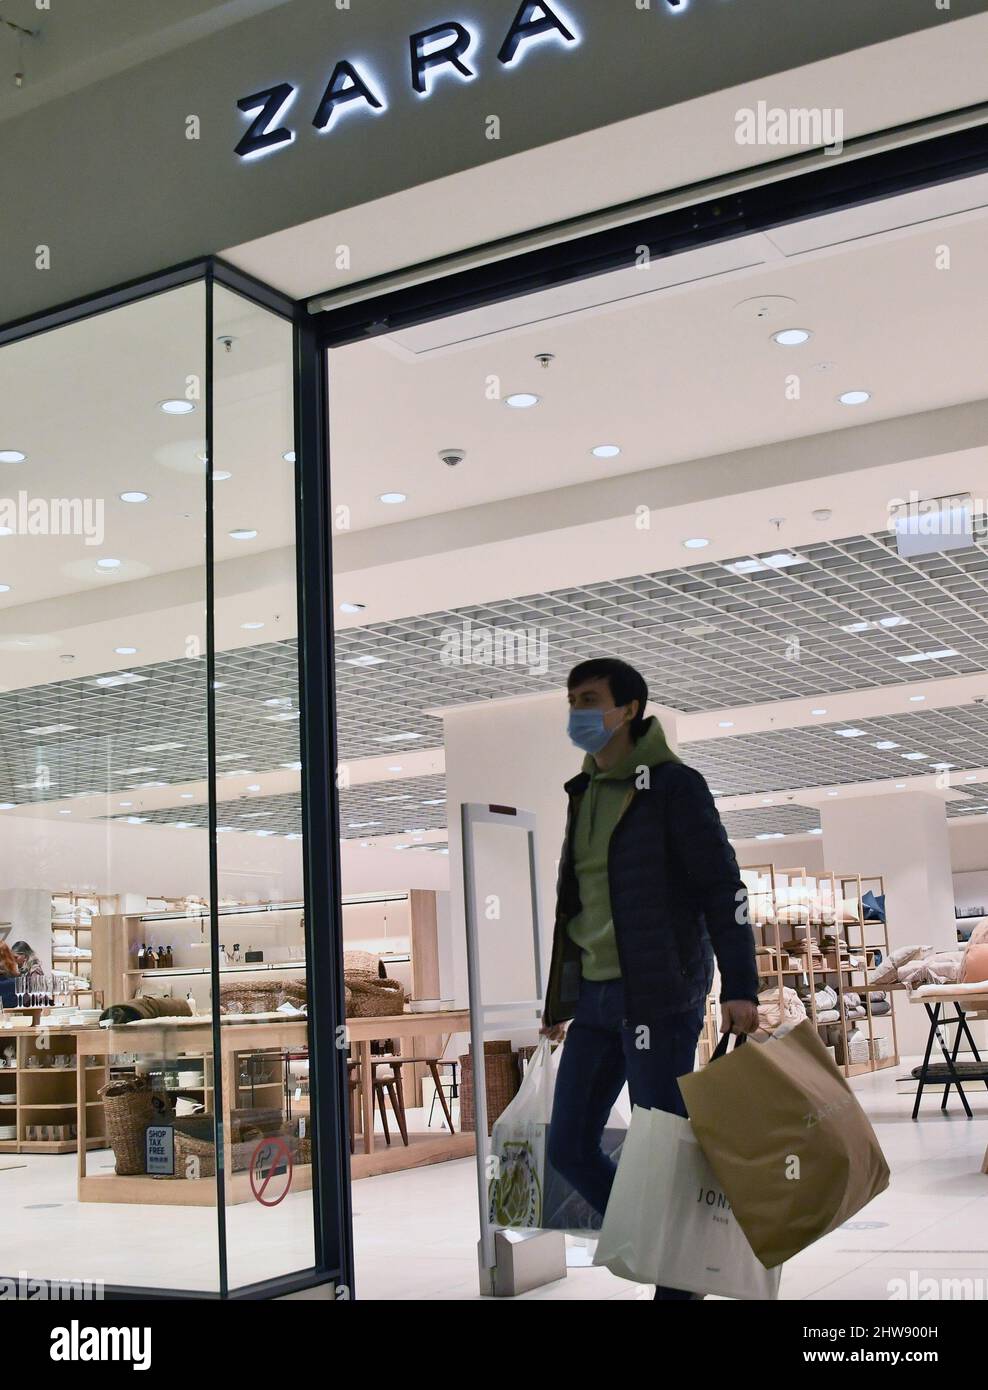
755, 985, 807, 1038
816, 1009, 841, 1023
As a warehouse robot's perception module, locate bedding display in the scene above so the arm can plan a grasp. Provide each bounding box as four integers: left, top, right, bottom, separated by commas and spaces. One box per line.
743, 865, 899, 1077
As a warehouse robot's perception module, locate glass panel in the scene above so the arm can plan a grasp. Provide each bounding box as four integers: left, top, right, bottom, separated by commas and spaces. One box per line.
0, 282, 220, 1292
210, 283, 315, 1287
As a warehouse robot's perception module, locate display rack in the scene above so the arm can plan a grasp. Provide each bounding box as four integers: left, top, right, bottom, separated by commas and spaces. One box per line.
50, 891, 100, 1007
740, 864, 899, 1078
0, 1027, 107, 1155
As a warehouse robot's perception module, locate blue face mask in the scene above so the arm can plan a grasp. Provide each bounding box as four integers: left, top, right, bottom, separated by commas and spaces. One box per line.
567, 708, 617, 755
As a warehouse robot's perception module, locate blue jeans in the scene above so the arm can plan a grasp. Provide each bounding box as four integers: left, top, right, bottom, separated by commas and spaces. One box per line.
546, 977, 705, 1301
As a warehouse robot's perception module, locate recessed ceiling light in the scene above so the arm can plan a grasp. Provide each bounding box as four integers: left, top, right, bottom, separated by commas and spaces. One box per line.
118, 801, 133, 808
839, 390, 871, 406
421, 798, 446, 805
229, 528, 257, 541
0, 803, 16, 811
374, 733, 425, 743
756, 832, 786, 840
932, 763, 955, 771
0, 526, 12, 536
901, 752, 929, 761
718, 721, 735, 729
181, 793, 195, 799
345, 654, 385, 666
124, 816, 150, 825
897, 650, 958, 664
263, 697, 293, 708
873, 741, 899, 750
827, 791, 839, 797
895, 783, 907, 789
762, 798, 774, 805
0, 450, 27, 463
0, 583, 11, 593
138, 742, 184, 753
773, 328, 812, 346
811, 709, 828, 716
283, 451, 296, 463
96, 558, 122, 570
809, 828, 823, 835
339, 603, 366, 615
114, 646, 138, 655
58, 809, 71, 816
90, 672, 147, 688
378, 493, 407, 505
505, 394, 540, 409
172, 822, 194, 830
591, 445, 621, 459
280, 761, 303, 771
909, 695, 926, 702
724, 552, 803, 575
683, 538, 710, 550
246, 784, 261, 792
26, 724, 76, 736
241, 621, 265, 630
835, 728, 867, 738
159, 400, 196, 415
387, 766, 403, 772
119, 491, 149, 504
377, 795, 412, 803
213, 470, 232, 481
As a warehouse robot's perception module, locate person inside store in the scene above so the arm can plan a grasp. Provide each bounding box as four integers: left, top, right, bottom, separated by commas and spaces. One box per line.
10, 941, 45, 996
541, 657, 760, 1301
0, 941, 21, 1008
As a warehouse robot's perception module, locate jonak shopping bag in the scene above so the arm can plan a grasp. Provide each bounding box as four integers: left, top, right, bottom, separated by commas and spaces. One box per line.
678, 1022, 890, 1269
488, 1038, 626, 1236
593, 1105, 781, 1300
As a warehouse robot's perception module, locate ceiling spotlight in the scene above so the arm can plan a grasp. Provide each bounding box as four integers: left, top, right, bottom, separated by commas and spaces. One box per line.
718, 721, 735, 729
0, 583, 10, 594
229, 528, 257, 541
213, 470, 232, 481
339, 602, 366, 615
773, 328, 812, 346
505, 394, 540, 409
0, 450, 27, 463
683, 538, 710, 550
811, 708, 828, 716
378, 493, 407, 505
809, 828, 823, 835
114, 646, 138, 655
119, 491, 149, 504
159, 400, 196, 415
827, 791, 839, 797
839, 390, 872, 406
909, 695, 926, 702
241, 621, 265, 631
283, 451, 296, 463
592, 445, 621, 459
96, 558, 122, 570
812, 509, 833, 523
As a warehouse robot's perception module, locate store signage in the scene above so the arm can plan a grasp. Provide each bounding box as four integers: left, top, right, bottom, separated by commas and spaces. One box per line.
146, 1125, 175, 1176
235, 0, 580, 160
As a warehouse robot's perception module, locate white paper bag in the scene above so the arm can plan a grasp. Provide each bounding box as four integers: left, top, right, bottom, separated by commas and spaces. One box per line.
594, 1105, 781, 1300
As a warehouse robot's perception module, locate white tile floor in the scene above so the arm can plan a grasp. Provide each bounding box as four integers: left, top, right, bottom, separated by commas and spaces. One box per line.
2, 1060, 985, 1298
351, 1060, 988, 1301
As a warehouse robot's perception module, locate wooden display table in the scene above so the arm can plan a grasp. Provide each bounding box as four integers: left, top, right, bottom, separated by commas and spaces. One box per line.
347, 1010, 474, 1179
76, 1016, 310, 1205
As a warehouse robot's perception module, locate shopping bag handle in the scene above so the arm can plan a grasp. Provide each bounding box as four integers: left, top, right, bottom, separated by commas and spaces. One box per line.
711, 1030, 748, 1062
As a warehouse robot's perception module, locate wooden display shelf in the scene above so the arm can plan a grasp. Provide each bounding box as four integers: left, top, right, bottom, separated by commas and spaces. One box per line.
78, 1164, 313, 1207
0, 1026, 107, 1155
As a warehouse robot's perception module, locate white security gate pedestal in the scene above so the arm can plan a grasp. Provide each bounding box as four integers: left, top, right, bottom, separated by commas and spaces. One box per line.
461, 801, 563, 1298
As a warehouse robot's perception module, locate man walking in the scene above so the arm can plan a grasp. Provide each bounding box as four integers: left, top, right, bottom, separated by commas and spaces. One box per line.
542, 658, 759, 1300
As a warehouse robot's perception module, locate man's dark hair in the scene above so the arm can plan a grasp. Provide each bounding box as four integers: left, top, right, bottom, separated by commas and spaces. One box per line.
567, 658, 649, 740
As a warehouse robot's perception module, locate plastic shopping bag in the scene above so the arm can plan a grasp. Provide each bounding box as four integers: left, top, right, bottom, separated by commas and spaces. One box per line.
594, 1105, 781, 1300
488, 1037, 626, 1236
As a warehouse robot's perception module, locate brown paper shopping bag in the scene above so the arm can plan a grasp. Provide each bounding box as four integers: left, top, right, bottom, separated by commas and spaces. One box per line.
678, 1021, 890, 1268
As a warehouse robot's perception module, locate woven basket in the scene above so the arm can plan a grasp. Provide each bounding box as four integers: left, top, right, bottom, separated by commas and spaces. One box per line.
219, 977, 308, 1015
169, 1115, 280, 1180
458, 1042, 518, 1134
344, 970, 404, 1018
99, 1076, 155, 1175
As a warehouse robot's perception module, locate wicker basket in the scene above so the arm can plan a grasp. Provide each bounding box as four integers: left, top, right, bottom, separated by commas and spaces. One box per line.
458, 1041, 518, 1134
219, 977, 308, 1015
168, 1115, 281, 1180
99, 1076, 155, 1175
344, 970, 404, 1018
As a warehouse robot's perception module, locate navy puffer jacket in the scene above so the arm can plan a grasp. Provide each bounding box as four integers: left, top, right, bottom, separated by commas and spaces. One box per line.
543, 760, 759, 1027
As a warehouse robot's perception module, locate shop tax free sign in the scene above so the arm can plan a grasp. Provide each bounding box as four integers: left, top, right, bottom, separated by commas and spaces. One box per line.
234, 0, 582, 160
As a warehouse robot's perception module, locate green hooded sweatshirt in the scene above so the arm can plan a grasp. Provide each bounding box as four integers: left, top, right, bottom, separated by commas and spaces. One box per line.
566, 716, 681, 981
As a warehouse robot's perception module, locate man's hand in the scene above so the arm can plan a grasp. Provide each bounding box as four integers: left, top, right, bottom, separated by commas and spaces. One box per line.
720, 1000, 759, 1036
539, 1021, 567, 1043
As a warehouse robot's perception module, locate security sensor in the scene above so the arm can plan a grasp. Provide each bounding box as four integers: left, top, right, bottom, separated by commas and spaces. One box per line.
439, 449, 466, 468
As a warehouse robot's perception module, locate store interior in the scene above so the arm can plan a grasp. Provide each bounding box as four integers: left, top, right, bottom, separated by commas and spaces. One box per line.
2, 164, 988, 1298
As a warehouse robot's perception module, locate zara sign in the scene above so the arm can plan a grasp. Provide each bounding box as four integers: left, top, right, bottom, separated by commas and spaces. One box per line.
235, 0, 581, 159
